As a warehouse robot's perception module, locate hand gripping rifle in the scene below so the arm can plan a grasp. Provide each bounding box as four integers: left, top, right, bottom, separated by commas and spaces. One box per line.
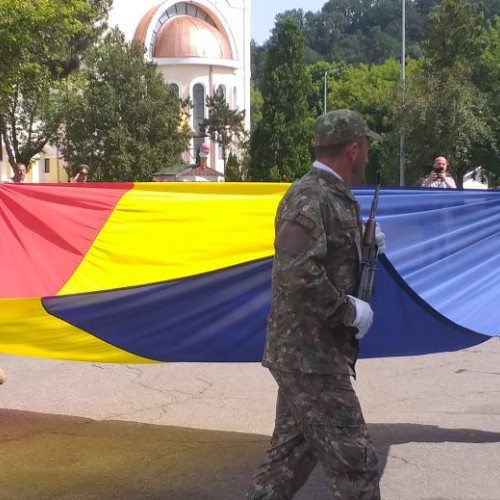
356, 171, 381, 302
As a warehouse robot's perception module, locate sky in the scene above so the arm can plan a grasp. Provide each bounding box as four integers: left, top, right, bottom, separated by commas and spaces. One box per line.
251, 0, 326, 44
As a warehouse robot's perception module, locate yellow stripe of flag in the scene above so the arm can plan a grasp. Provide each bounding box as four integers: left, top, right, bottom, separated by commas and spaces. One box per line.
0, 298, 154, 363
59, 182, 288, 295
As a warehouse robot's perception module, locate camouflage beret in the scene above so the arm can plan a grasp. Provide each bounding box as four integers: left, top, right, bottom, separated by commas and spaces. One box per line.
314, 109, 383, 146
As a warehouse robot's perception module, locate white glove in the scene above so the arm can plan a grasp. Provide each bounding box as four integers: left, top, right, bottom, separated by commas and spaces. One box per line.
374, 222, 386, 254
362, 222, 386, 254
347, 295, 374, 340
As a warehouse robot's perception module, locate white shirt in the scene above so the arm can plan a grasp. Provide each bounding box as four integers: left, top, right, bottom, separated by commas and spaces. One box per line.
4, 177, 28, 183
312, 161, 343, 181
421, 176, 456, 189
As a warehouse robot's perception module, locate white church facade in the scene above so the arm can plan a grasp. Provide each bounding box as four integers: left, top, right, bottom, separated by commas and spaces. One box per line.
128, 0, 251, 173
0, 0, 251, 182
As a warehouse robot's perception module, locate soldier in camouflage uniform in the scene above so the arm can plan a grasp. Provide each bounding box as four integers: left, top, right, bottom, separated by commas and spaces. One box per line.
246, 110, 384, 500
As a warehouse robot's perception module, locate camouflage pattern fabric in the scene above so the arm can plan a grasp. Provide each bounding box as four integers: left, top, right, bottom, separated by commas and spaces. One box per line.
262, 168, 361, 375
246, 371, 380, 500
314, 109, 383, 146
249, 166, 380, 499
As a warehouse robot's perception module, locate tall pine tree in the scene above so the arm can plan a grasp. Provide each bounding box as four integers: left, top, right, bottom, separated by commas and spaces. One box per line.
249, 18, 313, 181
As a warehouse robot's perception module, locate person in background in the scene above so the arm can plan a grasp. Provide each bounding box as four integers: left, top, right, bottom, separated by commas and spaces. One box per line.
2, 163, 29, 380
246, 109, 384, 500
4, 162, 28, 183
70, 164, 89, 183
421, 156, 457, 189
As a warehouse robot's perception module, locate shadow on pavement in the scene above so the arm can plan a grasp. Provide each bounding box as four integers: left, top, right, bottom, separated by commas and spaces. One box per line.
1, 409, 499, 500
368, 422, 500, 474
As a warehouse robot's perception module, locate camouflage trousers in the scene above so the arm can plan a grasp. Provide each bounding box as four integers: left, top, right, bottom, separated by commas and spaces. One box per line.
246, 370, 380, 499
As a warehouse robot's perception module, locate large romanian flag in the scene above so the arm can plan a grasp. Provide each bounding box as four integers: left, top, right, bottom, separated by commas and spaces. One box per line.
1, 182, 499, 363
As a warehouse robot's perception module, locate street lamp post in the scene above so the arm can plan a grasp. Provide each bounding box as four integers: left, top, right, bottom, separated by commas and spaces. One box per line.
400, 0, 406, 186
323, 68, 346, 114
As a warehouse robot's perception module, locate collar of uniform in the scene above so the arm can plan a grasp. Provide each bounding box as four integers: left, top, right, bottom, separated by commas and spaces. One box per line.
310, 162, 357, 204
312, 161, 343, 181
311, 162, 346, 192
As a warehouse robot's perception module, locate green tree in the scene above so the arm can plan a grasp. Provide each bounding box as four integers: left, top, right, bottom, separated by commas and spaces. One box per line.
299, 0, 436, 65
60, 29, 190, 181
401, 0, 493, 187
250, 40, 268, 91
475, 16, 500, 186
422, 0, 484, 69
0, 0, 111, 168
225, 152, 242, 181
253, 0, 500, 66
0, 0, 109, 102
243, 81, 264, 182
400, 69, 491, 187
250, 81, 263, 134
250, 18, 313, 181
0, 79, 66, 168
199, 90, 247, 174
306, 61, 348, 119
317, 59, 404, 185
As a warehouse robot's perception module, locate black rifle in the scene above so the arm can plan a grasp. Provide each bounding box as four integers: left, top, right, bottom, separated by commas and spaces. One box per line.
356, 172, 381, 302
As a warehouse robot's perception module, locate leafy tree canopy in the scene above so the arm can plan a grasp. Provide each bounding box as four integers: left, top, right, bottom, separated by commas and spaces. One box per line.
0, 0, 111, 167
60, 29, 190, 182
0, 0, 110, 110
312, 59, 408, 185
250, 0, 500, 187
250, 18, 314, 181
422, 0, 484, 71
401, 0, 494, 187
199, 90, 247, 174
252, 0, 500, 85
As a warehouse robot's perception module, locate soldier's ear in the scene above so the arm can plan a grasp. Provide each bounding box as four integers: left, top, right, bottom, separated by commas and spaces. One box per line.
347, 141, 358, 161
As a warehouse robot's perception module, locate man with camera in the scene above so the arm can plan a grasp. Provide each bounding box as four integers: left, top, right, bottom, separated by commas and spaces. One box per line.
421, 156, 457, 189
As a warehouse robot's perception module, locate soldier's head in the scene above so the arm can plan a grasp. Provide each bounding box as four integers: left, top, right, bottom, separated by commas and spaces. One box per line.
314, 109, 382, 187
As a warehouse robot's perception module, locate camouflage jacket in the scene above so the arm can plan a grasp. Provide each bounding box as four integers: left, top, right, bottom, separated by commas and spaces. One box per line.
262, 168, 362, 375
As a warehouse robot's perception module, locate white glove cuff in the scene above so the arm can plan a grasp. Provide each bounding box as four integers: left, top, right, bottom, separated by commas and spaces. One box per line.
346, 295, 374, 340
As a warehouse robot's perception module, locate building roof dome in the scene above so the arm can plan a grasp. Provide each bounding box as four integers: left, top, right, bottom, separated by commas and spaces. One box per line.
133, 4, 160, 47
153, 15, 232, 59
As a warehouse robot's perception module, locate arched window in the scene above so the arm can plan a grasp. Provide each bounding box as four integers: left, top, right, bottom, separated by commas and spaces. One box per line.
216, 84, 226, 100
169, 83, 180, 98
193, 83, 205, 152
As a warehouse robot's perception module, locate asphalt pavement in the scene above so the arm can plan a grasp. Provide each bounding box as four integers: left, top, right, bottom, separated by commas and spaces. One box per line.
1, 338, 499, 499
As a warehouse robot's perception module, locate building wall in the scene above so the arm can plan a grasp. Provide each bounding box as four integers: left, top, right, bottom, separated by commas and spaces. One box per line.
159, 62, 245, 167
35, 145, 69, 183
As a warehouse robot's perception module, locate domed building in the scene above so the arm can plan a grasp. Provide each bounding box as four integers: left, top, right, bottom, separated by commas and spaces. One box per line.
113, 0, 251, 175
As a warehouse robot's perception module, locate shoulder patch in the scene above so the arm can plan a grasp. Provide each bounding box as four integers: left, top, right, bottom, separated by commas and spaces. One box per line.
275, 212, 323, 257
292, 213, 323, 239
